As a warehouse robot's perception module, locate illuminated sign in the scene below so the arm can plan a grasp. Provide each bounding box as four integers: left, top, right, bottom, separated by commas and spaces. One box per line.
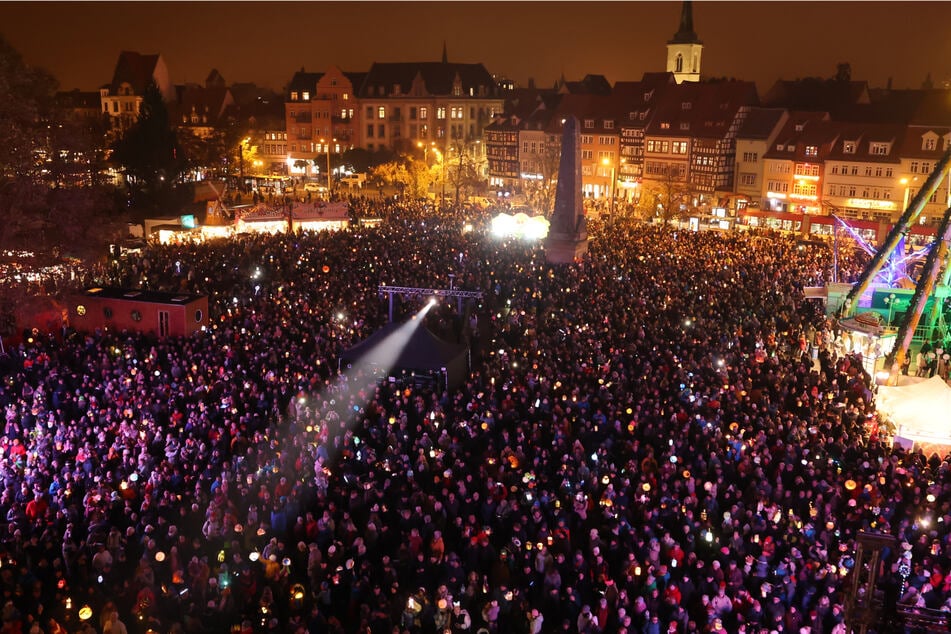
766, 192, 787, 199
790, 194, 819, 201
845, 198, 898, 211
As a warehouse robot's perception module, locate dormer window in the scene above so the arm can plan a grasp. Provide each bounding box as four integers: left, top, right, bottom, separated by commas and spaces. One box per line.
682, 102, 692, 110
393, 84, 400, 95
843, 141, 856, 154
795, 124, 804, 132
584, 119, 594, 129
302, 91, 309, 101
680, 122, 690, 130
343, 92, 349, 101
870, 142, 889, 155
604, 120, 614, 129
924, 137, 937, 150
660, 122, 670, 129
805, 145, 818, 157
290, 91, 299, 101
629, 111, 637, 120
453, 84, 462, 97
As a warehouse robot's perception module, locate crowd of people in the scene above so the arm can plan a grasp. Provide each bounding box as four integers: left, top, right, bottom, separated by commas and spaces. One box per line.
0, 201, 947, 634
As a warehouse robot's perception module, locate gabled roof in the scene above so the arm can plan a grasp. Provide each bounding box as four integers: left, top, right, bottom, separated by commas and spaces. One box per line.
762, 78, 870, 114
645, 80, 757, 138
736, 107, 788, 140
109, 51, 161, 95
908, 90, 951, 126
898, 125, 951, 160
357, 61, 497, 98
172, 84, 234, 125
205, 69, 225, 89
763, 112, 834, 160
559, 74, 612, 96
823, 121, 905, 163
287, 71, 324, 95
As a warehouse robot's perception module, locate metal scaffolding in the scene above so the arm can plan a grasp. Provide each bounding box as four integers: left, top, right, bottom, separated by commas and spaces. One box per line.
378, 285, 483, 322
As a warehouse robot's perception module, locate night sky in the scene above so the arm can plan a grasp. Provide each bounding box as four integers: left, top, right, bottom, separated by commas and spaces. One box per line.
5, 1, 951, 95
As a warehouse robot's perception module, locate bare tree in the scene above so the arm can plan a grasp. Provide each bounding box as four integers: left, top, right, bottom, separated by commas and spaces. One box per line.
638, 164, 692, 224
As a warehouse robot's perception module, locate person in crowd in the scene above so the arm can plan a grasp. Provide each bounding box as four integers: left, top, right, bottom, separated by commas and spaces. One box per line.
0, 200, 934, 634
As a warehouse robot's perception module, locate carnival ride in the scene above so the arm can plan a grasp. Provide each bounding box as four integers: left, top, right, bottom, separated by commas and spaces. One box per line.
837, 147, 951, 386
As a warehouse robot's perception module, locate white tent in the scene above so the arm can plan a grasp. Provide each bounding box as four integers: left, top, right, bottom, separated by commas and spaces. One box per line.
878, 375, 951, 447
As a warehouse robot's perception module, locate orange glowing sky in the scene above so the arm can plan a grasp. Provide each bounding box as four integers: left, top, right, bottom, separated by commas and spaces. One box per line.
5, 1, 950, 94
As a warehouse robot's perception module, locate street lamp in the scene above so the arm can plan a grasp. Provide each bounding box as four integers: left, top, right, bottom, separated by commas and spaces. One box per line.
240, 137, 250, 182
885, 293, 897, 327
320, 138, 336, 197
602, 157, 617, 225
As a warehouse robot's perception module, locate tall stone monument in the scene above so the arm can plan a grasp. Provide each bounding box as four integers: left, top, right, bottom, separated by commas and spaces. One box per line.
545, 116, 590, 263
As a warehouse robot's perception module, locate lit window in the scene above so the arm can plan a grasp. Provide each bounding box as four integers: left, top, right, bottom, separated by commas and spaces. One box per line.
291, 91, 298, 101
437, 107, 446, 120
378, 107, 385, 119
302, 91, 310, 100
420, 107, 428, 120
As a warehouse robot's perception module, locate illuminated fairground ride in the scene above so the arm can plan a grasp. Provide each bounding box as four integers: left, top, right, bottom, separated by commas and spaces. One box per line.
836, 147, 951, 386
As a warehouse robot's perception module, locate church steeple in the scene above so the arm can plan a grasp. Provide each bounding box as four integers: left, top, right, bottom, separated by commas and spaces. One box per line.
665, 0, 703, 83
441, 41, 448, 64
670, 0, 700, 44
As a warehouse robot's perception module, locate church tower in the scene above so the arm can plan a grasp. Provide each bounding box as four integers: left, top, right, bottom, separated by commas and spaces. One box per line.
666, 0, 703, 83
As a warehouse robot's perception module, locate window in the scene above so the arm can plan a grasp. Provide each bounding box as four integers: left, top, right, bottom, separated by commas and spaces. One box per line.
302, 91, 310, 101
598, 136, 616, 145
366, 106, 373, 119
865, 167, 872, 176
831, 165, 839, 175
604, 120, 614, 129
922, 162, 932, 173
742, 152, 758, 162
378, 106, 386, 119
378, 124, 385, 137
343, 92, 349, 101
875, 167, 883, 177
805, 145, 818, 157
740, 173, 756, 186
843, 141, 855, 154
581, 150, 593, 160
451, 106, 464, 119
672, 141, 687, 154
681, 102, 692, 110
870, 142, 889, 155
660, 122, 670, 129
367, 125, 374, 138
581, 135, 593, 144
584, 119, 594, 128
419, 107, 428, 120
130, 310, 142, 322
851, 166, 859, 176
436, 107, 446, 120
885, 168, 893, 177
924, 137, 937, 150
680, 122, 690, 131
291, 91, 298, 101
848, 185, 856, 196
646, 140, 656, 152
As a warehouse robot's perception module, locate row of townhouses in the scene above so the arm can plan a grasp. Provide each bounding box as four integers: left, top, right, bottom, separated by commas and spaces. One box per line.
82, 1, 951, 228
